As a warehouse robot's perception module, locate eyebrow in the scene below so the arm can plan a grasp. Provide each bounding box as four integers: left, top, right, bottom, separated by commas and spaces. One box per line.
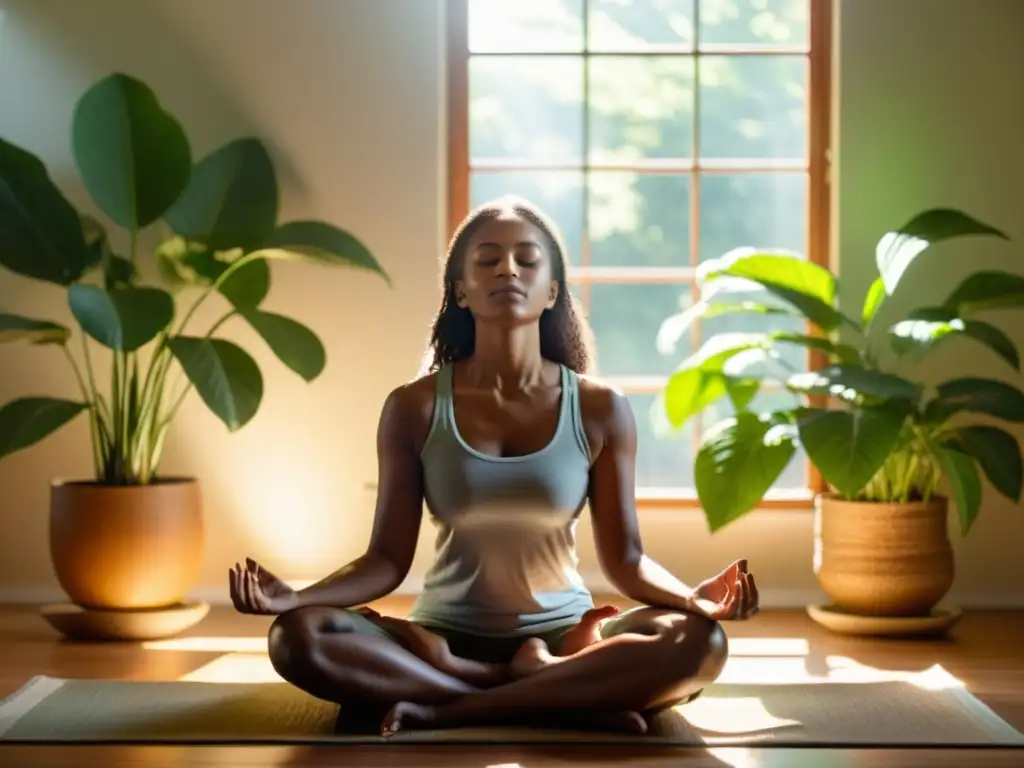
475, 240, 542, 249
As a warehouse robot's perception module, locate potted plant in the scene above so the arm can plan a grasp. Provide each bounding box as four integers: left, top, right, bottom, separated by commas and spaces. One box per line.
0, 73, 389, 628
658, 208, 1020, 620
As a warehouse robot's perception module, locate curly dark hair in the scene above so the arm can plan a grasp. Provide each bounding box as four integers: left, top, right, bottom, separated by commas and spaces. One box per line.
426, 196, 595, 375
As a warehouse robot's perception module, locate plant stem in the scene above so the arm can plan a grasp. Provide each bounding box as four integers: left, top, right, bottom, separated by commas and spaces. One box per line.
172, 251, 261, 338
77, 332, 114, 473
159, 309, 236, 432
62, 344, 102, 479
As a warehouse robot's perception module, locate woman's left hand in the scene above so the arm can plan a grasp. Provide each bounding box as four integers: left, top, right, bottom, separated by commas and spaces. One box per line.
691, 558, 759, 620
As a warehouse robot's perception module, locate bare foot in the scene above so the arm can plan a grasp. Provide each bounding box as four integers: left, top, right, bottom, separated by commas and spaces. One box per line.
559, 605, 620, 656
509, 637, 555, 679
380, 699, 648, 736
571, 709, 648, 734
376, 617, 507, 688
380, 701, 437, 737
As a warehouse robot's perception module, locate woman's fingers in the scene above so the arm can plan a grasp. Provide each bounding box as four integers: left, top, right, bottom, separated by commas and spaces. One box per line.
244, 569, 258, 611
746, 573, 759, 617
248, 571, 268, 613
228, 569, 241, 610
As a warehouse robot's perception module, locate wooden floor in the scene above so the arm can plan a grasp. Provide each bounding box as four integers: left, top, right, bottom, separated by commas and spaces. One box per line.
0, 596, 1022, 767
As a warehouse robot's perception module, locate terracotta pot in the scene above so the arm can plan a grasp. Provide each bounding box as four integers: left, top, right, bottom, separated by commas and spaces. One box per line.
49, 477, 204, 611
813, 493, 954, 617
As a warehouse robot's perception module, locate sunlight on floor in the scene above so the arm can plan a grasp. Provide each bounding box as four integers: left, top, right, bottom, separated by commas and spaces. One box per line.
146, 634, 810, 655
680, 696, 802, 735
166, 633, 965, 696
178, 652, 282, 683
728, 637, 809, 656
143, 637, 268, 652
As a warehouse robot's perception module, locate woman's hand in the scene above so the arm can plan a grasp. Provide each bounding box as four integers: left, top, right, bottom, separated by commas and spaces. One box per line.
229, 558, 300, 615
690, 558, 759, 621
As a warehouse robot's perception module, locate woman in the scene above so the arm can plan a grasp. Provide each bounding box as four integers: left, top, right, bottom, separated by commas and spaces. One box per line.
229, 196, 759, 737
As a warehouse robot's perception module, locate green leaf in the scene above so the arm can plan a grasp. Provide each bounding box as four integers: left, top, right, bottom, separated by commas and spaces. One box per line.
699, 248, 851, 331
889, 307, 1019, 370
935, 446, 982, 536
656, 299, 798, 356
945, 271, 1024, 314
0, 314, 70, 345
72, 73, 191, 229
153, 237, 270, 309
0, 138, 94, 285
770, 332, 861, 365
927, 377, 1024, 423
185, 250, 270, 310
258, 221, 390, 284
664, 368, 729, 429
240, 309, 325, 382
798, 405, 908, 497
80, 214, 136, 288
725, 377, 760, 412
876, 208, 1009, 296
0, 397, 88, 460
103, 255, 136, 289
862, 276, 887, 326
695, 413, 797, 532
164, 138, 278, 251
68, 284, 174, 352
167, 337, 263, 431
950, 425, 1022, 503
787, 365, 920, 403
663, 333, 766, 428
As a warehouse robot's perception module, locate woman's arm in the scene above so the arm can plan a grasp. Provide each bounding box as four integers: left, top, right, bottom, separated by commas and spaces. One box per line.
291, 384, 426, 609
584, 384, 711, 614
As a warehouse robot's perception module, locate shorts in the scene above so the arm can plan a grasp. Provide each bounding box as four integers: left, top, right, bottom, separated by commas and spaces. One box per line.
344, 606, 703, 704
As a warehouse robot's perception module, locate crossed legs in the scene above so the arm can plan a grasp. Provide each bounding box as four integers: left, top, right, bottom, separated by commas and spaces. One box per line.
267, 605, 727, 736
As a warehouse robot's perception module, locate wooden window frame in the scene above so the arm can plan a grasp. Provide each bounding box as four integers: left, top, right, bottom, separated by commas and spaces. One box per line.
445, 0, 833, 510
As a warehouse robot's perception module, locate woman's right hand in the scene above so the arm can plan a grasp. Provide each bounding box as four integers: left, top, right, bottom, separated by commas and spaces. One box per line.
229, 558, 300, 615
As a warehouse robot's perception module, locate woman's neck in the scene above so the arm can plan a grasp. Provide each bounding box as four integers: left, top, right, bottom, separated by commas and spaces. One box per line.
465, 324, 547, 390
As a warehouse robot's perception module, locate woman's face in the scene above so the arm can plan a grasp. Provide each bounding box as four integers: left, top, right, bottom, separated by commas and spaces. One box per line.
455, 213, 559, 326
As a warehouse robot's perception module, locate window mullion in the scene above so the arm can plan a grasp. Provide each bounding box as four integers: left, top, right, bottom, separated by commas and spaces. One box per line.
580, 3, 592, 317
689, 0, 704, 471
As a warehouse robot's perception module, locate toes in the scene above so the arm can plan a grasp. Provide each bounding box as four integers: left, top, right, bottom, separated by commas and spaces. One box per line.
380, 702, 433, 738
584, 605, 620, 623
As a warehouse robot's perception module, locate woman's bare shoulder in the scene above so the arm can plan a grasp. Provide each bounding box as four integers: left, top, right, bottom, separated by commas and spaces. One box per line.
378, 371, 440, 450
574, 373, 636, 447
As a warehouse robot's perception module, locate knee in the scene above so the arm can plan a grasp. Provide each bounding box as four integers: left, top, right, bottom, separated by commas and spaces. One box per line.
267, 606, 353, 680
659, 614, 729, 685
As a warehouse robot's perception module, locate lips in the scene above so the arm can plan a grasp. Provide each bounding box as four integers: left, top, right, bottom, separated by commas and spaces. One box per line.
490, 285, 526, 297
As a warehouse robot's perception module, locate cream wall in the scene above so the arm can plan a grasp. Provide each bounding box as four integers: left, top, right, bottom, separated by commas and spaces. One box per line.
0, 0, 1021, 607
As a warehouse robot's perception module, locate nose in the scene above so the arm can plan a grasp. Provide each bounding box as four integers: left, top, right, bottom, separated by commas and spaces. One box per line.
495, 250, 519, 277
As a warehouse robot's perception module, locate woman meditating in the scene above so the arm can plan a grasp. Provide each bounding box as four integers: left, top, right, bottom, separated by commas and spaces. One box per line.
228, 196, 759, 737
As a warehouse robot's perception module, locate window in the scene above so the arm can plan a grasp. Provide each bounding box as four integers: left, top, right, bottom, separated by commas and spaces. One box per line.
447, 0, 831, 506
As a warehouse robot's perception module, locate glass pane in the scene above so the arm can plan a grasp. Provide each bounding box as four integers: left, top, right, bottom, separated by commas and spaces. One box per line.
588, 0, 695, 51
698, 172, 806, 261
698, 55, 807, 159
702, 389, 808, 490
589, 173, 691, 268
470, 171, 585, 264
699, 0, 809, 48
587, 283, 694, 376
629, 392, 696, 489
468, 0, 584, 53
588, 57, 695, 162
470, 57, 584, 163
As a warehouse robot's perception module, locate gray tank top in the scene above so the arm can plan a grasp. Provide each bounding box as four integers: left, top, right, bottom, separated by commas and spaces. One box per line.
406, 363, 596, 637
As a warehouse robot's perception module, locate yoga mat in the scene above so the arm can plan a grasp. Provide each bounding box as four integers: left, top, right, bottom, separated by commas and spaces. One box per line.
2, 667, 1022, 746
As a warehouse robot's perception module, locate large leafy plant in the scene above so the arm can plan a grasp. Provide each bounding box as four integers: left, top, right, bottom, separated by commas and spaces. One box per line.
0, 73, 389, 484
659, 208, 1022, 536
